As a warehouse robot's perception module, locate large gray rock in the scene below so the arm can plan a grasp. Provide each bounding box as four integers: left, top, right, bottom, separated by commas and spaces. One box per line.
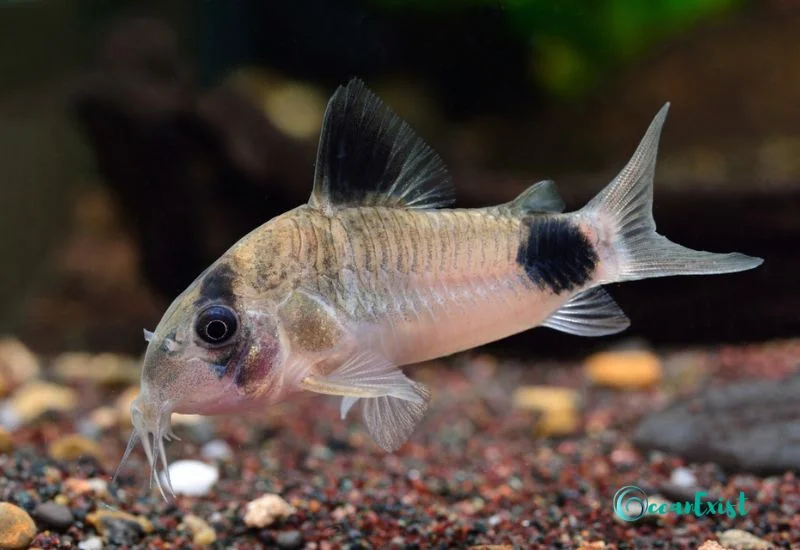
633, 377, 800, 475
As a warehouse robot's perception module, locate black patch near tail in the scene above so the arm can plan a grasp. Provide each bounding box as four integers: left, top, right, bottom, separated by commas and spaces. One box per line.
517, 217, 598, 294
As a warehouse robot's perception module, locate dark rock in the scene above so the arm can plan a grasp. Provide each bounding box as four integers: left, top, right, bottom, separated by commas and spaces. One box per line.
634, 377, 800, 475
33, 501, 74, 530
12, 491, 38, 513
256, 530, 275, 545
105, 518, 145, 546
275, 529, 304, 549
326, 437, 354, 452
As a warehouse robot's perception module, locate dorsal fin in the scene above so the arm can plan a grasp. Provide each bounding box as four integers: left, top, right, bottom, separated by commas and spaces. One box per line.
309, 78, 455, 213
507, 180, 565, 214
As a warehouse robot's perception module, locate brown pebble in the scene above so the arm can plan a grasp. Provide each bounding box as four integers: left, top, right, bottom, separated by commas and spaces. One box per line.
9, 381, 78, 422
578, 543, 606, 550
182, 514, 216, 546
307, 499, 321, 513
0, 502, 37, 549
584, 350, 662, 389
88, 406, 119, 430
63, 478, 92, 495
0, 337, 40, 390
0, 427, 12, 454
53, 352, 140, 386
717, 529, 772, 550
512, 386, 576, 411
86, 509, 153, 535
63, 477, 108, 496
512, 386, 579, 437
48, 434, 103, 462
115, 386, 139, 427
535, 408, 580, 437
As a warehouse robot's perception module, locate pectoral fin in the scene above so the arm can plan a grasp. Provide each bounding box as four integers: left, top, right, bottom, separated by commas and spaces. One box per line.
300, 350, 430, 451
361, 383, 430, 452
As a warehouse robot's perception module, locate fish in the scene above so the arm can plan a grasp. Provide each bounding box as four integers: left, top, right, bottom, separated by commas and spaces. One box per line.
118, 78, 763, 498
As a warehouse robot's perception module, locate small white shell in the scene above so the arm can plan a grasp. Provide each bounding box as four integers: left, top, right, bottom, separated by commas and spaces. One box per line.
160, 460, 219, 497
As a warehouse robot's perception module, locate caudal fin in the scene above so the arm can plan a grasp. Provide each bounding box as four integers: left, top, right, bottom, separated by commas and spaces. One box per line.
582, 103, 763, 283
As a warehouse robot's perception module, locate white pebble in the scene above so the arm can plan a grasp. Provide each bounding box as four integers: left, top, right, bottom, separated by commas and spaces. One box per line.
76, 418, 101, 439
0, 401, 22, 430
161, 460, 219, 496
243, 494, 296, 528
78, 536, 104, 550
201, 439, 233, 461
670, 467, 697, 487
87, 478, 109, 495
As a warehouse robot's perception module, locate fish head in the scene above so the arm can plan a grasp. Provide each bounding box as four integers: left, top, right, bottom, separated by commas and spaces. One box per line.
119, 260, 285, 498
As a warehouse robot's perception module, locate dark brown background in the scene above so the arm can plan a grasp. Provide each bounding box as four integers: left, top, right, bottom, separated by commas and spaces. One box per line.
0, 0, 796, 358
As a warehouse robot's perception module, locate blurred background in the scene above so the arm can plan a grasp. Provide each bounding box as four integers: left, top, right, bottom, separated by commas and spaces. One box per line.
1, 3, 799, 547
0, 0, 795, 358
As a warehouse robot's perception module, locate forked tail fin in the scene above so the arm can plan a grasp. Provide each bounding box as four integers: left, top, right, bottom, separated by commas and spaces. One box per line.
582, 103, 762, 283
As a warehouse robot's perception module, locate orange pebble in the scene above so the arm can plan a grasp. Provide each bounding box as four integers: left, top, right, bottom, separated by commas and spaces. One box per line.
584, 350, 662, 389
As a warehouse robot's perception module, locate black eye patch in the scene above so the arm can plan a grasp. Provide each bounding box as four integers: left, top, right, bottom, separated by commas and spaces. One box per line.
198, 263, 235, 303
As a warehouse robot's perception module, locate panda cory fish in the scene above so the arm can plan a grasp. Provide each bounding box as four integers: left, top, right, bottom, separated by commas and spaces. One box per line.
120, 79, 762, 498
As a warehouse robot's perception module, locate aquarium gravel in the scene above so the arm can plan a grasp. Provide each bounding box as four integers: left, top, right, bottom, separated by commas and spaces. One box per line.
0, 340, 797, 548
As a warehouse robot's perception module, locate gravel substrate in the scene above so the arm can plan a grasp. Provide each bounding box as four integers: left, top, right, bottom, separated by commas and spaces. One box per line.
1, 340, 798, 549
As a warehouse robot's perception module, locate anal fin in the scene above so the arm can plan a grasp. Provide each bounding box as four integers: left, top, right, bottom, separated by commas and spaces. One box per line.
542, 287, 630, 337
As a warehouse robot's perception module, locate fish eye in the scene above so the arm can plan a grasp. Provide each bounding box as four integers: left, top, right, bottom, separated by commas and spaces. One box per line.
195, 305, 238, 345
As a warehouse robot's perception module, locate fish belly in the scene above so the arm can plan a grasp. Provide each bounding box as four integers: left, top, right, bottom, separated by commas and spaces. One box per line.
381, 272, 568, 365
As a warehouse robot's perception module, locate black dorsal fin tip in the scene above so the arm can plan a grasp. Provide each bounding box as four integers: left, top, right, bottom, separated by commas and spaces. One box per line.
309, 78, 455, 213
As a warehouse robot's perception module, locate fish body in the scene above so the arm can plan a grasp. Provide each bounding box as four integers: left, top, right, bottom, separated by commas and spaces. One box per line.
227, 204, 586, 366
123, 79, 762, 497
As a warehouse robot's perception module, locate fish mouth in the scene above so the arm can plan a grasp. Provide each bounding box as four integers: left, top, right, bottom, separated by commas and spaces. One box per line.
112, 395, 179, 501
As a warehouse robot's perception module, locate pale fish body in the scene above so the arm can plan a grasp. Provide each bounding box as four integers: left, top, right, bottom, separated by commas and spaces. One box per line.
121, 79, 763, 498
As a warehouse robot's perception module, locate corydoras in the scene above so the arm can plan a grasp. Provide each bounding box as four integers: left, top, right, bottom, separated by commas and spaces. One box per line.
119, 79, 763, 498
